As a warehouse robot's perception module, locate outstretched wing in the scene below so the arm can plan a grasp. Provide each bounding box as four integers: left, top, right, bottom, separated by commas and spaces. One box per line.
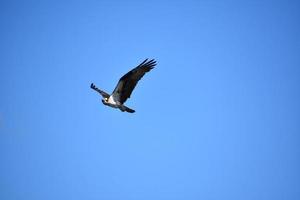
90, 83, 110, 98
112, 59, 156, 104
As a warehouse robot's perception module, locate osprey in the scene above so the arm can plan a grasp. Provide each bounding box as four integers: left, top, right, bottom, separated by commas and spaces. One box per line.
91, 59, 156, 113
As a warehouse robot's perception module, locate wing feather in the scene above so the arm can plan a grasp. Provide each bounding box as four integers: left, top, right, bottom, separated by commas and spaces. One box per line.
90, 83, 110, 98
112, 59, 156, 104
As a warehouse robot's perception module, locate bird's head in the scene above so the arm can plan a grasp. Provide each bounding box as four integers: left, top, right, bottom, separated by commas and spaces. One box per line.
102, 97, 108, 104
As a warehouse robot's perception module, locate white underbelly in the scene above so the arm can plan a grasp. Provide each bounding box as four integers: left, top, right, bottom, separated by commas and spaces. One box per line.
108, 96, 117, 105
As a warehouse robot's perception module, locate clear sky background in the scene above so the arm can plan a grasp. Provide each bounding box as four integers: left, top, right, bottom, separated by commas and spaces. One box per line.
0, 0, 299, 199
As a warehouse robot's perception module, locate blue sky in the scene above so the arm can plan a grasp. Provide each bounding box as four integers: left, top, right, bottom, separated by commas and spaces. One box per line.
0, 0, 300, 199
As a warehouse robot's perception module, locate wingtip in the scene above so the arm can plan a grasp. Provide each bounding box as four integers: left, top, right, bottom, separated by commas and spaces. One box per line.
143, 58, 156, 66
148, 59, 157, 69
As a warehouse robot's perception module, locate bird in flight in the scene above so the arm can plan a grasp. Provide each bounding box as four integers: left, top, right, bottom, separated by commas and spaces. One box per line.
91, 59, 156, 113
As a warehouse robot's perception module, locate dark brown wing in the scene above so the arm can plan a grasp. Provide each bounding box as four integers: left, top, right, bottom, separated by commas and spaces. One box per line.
90, 83, 110, 98
112, 59, 156, 104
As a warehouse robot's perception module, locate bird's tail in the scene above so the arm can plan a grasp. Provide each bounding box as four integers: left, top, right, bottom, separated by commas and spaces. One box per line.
120, 105, 135, 113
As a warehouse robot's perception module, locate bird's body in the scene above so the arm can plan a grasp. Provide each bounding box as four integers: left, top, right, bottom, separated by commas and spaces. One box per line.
91, 59, 156, 113
107, 95, 117, 105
